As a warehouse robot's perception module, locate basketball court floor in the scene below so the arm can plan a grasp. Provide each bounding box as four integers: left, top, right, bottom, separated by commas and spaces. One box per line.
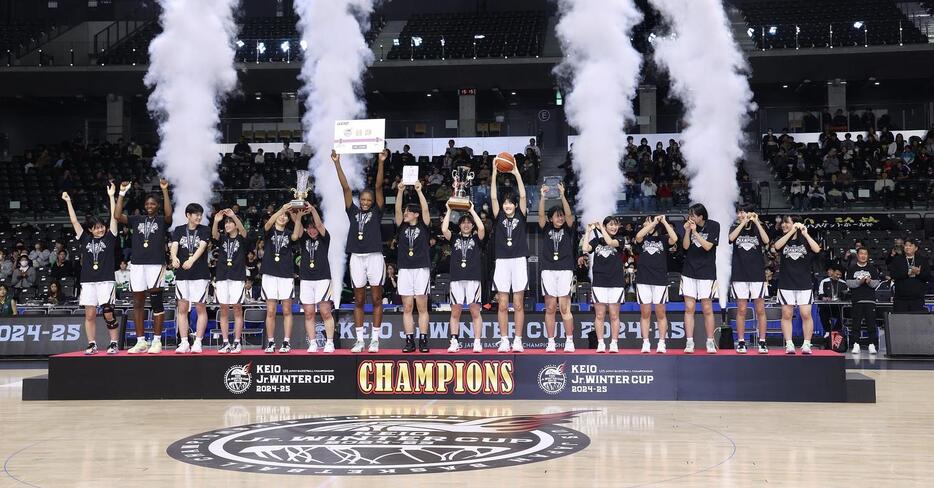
1, 363, 933, 487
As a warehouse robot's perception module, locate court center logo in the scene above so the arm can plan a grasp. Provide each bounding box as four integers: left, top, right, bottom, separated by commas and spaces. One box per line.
223, 363, 252, 394
538, 363, 567, 395
166, 412, 591, 476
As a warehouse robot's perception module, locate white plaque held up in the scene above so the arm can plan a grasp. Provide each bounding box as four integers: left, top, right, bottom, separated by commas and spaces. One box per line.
333, 119, 386, 154
402, 166, 419, 185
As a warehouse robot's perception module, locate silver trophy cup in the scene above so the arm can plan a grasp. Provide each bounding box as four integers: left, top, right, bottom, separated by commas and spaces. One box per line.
448, 166, 475, 211
291, 170, 310, 208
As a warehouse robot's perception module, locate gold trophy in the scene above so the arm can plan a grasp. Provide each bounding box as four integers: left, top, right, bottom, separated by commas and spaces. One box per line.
291, 170, 310, 209
448, 165, 475, 211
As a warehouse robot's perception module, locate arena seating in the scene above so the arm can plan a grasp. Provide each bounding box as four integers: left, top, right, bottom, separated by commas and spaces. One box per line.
0, 21, 63, 60
386, 11, 547, 60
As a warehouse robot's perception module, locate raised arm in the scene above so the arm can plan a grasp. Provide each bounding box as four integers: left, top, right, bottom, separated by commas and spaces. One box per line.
751, 214, 771, 245
799, 224, 821, 253
160, 178, 172, 226
414, 181, 430, 226
62, 192, 82, 238
290, 208, 307, 241
512, 165, 528, 215
580, 223, 596, 253
772, 226, 798, 251
691, 225, 715, 251
597, 221, 620, 247
375, 149, 387, 209
441, 203, 453, 241
309, 205, 326, 237
265, 203, 291, 232
468, 203, 485, 241
728, 217, 748, 243
490, 164, 500, 217
681, 220, 694, 250
107, 183, 117, 235
537, 185, 547, 228
332, 151, 353, 209
211, 209, 224, 240
114, 181, 130, 224
394, 184, 405, 227
558, 183, 573, 227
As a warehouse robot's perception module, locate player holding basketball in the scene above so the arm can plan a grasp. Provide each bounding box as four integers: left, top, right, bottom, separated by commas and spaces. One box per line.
394, 181, 432, 353
211, 208, 247, 353
538, 182, 576, 352
171, 203, 211, 354
773, 215, 821, 354
680, 203, 720, 354
634, 215, 678, 353
298, 205, 336, 353
334, 149, 387, 353
261, 203, 306, 353
728, 204, 771, 354
441, 200, 486, 353
581, 217, 626, 353
490, 157, 528, 353
116, 179, 172, 354
63, 184, 119, 355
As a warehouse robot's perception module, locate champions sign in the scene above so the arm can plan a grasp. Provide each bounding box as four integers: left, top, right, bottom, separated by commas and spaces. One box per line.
358, 359, 515, 396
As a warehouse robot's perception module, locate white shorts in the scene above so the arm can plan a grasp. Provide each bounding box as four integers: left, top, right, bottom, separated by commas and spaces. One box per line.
300, 279, 333, 304
175, 279, 210, 304
79, 281, 115, 307
541, 269, 573, 297
215, 280, 245, 305
349, 252, 386, 288
731, 281, 768, 300
593, 286, 625, 305
261, 275, 295, 301
636, 284, 668, 305
681, 277, 718, 300
398, 268, 431, 297
493, 257, 528, 293
450, 280, 482, 305
777, 289, 813, 306
129, 264, 165, 292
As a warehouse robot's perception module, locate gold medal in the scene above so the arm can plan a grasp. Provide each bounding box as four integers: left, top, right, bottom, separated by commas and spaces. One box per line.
553, 253, 559, 261
309, 261, 315, 269
408, 249, 414, 257
461, 260, 467, 268
227, 260, 233, 267
274, 254, 280, 262
506, 238, 513, 247
92, 262, 99, 270
357, 233, 364, 241
143, 241, 149, 248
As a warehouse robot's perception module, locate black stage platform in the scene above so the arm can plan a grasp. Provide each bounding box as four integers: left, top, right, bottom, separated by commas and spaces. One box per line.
28, 348, 873, 403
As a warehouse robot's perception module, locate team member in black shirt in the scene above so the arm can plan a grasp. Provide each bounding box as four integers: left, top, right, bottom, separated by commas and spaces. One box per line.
582, 217, 627, 353
171, 203, 211, 354
845, 247, 881, 355
490, 163, 529, 353
394, 182, 432, 353
537, 182, 576, 353
728, 205, 771, 354
116, 179, 172, 354
334, 149, 387, 353
298, 205, 336, 353
261, 203, 306, 353
774, 215, 822, 354
63, 184, 119, 355
889, 239, 931, 313
211, 208, 247, 354
680, 203, 721, 354
634, 215, 678, 354
441, 201, 486, 353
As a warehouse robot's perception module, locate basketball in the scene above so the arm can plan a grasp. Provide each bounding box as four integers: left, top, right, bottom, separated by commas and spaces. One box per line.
494, 152, 516, 172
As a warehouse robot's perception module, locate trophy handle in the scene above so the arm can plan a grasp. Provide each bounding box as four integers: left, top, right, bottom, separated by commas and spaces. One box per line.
451, 170, 459, 180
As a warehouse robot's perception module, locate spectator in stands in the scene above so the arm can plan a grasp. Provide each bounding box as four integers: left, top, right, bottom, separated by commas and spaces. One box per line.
128, 139, 143, 158
49, 250, 74, 281
279, 141, 294, 161
524, 138, 541, 159
233, 136, 252, 160
29, 242, 51, 268
254, 148, 266, 164
384, 262, 399, 305
0, 284, 16, 316
245, 250, 259, 278
874, 170, 896, 208
243, 277, 261, 303
889, 239, 930, 312
0, 250, 12, 283
444, 139, 457, 166
45, 281, 63, 305
822, 148, 840, 176
11, 255, 35, 300
807, 176, 826, 209
825, 173, 845, 207
640, 176, 657, 211
249, 171, 266, 190
115, 261, 130, 292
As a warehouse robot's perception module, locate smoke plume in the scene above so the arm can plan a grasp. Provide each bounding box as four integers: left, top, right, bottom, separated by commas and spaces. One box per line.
649, 0, 754, 303
295, 0, 376, 301
145, 0, 239, 224
554, 0, 643, 224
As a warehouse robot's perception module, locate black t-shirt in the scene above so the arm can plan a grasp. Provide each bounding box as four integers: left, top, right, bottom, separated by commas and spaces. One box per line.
346, 203, 383, 254
540, 223, 576, 271
215, 233, 247, 282
635, 232, 669, 286
778, 235, 814, 290
680, 219, 720, 280
171, 224, 212, 281
299, 233, 331, 281
396, 222, 431, 269
847, 262, 879, 303
79, 231, 117, 283
262, 227, 296, 279
493, 209, 528, 259
128, 215, 168, 265
450, 233, 483, 281
729, 223, 768, 282
590, 236, 625, 288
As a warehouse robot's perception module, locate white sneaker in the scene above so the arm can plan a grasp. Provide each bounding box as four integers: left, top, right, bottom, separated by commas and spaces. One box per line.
307, 342, 318, 353
128, 338, 149, 354
512, 337, 524, 352
641, 341, 651, 354
684, 338, 695, 354
323, 341, 335, 353
785, 341, 796, 355
279, 341, 292, 353
230, 342, 241, 354
147, 339, 162, 354
175, 340, 190, 354
596, 341, 606, 353
367, 337, 380, 353
497, 339, 511, 353
801, 342, 812, 355
218, 343, 231, 354
448, 338, 461, 353
351, 339, 365, 353
264, 341, 276, 353
473, 339, 483, 353
868, 344, 877, 355
706, 339, 717, 354
563, 341, 575, 353
545, 339, 556, 353
609, 342, 619, 353
851, 343, 861, 355
656, 341, 667, 354
191, 339, 202, 354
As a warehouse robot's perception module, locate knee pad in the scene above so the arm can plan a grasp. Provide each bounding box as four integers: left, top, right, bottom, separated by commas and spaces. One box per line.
150, 291, 165, 315
101, 304, 119, 330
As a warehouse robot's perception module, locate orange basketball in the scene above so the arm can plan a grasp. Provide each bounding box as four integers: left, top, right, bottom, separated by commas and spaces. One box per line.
494, 151, 516, 172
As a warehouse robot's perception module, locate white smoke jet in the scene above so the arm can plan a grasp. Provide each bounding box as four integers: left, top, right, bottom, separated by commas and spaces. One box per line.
554, 0, 643, 225
295, 0, 376, 300
648, 0, 754, 304
145, 0, 239, 224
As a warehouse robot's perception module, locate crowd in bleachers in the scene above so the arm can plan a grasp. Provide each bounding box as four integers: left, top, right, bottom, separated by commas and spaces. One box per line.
386, 11, 546, 60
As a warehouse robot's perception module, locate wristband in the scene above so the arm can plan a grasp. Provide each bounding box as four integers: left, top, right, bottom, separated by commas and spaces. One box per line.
119, 190, 128, 197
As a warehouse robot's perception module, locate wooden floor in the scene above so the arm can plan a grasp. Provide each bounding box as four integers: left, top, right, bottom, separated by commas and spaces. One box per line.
1, 367, 933, 487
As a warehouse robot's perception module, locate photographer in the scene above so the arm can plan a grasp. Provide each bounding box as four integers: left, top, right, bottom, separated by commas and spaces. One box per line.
889, 239, 930, 312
